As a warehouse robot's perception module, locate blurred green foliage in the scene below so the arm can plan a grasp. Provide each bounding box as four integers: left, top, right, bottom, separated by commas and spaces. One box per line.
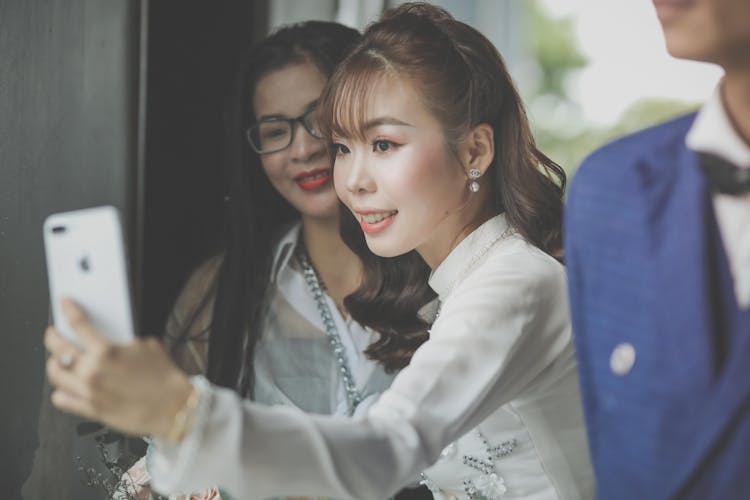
529, 1, 587, 99
525, 0, 700, 179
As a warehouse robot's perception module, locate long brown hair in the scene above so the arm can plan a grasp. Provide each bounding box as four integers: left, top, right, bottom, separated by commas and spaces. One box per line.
318, 2, 566, 371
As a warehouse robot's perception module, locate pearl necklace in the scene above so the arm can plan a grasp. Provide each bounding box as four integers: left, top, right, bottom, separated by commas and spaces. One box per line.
297, 244, 363, 415
441, 225, 516, 300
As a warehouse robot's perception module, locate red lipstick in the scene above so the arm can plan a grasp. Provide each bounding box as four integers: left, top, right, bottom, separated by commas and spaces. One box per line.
294, 168, 332, 191
653, 0, 695, 22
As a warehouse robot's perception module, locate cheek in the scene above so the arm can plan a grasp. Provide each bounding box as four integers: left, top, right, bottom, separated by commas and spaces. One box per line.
381, 165, 422, 200
717, 1, 750, 44
381, 149, 436, 199
385, 152, 462, 212
333, 163, 350, 205
260, 155, 284, 185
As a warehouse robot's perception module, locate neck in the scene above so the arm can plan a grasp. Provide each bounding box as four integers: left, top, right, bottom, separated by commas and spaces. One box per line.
301, 214, 362, 309
722, 69, 750, 147
417, 201, 495, 270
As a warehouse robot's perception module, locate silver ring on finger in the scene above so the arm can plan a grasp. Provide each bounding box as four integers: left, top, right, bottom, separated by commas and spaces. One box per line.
59, 351, 75, 370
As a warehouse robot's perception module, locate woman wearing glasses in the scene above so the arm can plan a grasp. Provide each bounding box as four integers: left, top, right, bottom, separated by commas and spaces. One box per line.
117, 21, 411, 498
166, 20, 399, 418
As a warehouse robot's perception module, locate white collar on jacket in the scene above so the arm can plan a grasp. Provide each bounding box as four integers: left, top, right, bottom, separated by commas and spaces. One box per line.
428, 213, 514, 299
686, 81, 750, 169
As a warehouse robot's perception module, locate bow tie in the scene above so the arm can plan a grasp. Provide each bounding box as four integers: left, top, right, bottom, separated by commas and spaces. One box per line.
698, 152, 750, 196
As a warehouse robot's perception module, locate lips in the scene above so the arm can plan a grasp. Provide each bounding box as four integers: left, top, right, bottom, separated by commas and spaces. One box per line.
354, 210, 398, 234
652, 0, 694, 6
294, 168, 332, 191
652, 0, 695, 21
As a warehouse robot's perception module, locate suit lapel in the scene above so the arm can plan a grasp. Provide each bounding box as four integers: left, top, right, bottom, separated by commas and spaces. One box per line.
651, 147, 750, 497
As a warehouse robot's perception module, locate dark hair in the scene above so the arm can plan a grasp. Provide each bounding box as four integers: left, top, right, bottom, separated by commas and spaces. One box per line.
171, 21, 361, 394
319, 2, 566, 370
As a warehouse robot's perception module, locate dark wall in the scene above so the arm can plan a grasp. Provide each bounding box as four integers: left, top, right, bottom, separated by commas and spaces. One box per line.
1, 1, 266, 498
0, 1, 143, 497
141, 0, 267, 337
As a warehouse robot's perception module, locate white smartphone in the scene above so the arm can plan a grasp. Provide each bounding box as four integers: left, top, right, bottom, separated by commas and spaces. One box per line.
43, 206, 135, 347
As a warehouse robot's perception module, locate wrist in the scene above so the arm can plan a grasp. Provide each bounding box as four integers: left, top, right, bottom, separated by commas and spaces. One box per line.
160, 374, 200, 443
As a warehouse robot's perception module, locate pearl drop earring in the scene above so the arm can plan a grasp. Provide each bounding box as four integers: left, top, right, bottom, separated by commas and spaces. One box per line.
468, 168, 481, 193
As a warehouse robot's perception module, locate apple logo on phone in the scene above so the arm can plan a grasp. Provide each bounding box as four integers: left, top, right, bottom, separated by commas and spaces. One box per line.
78, 255, 92, 272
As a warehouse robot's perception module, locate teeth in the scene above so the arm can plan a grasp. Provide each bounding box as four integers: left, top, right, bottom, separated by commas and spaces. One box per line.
359, 211, 397, 224
298, 170, 330, 182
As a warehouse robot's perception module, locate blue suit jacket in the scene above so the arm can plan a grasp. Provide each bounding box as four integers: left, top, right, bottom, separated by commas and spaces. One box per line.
565, 113, 750, 499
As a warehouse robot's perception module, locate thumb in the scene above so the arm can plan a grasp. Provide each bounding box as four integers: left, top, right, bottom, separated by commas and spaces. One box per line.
60, 297, 108, 350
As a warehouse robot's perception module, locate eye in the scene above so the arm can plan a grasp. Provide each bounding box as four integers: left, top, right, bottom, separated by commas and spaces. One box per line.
332, 143, 350, 155
372, 140, 396, 153
261, 126, 288, 140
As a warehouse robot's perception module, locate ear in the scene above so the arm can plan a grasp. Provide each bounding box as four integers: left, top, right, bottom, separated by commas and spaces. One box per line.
458, 123, 494, 178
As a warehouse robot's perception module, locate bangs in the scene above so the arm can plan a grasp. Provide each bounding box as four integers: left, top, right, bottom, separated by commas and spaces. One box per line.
318, 50, 391, 143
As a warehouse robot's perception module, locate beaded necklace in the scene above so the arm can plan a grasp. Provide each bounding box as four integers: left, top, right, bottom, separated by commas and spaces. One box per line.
297, 243, 363, 416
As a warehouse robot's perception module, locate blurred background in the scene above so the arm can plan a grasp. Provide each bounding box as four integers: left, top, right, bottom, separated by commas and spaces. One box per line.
0, 1, 722, 498
523, 0, 721, 176
270, 0, 722, 175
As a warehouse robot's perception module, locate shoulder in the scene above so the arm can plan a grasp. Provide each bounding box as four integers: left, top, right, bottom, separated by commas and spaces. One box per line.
481, 236, 565, 288
448, 237, 566, 316
566, 113, 697, 241
165, 254, 223, 339
180, 255, 223, 304
573, 112, 697, 193
163, 254, 224, 373
435, 237, 570, 364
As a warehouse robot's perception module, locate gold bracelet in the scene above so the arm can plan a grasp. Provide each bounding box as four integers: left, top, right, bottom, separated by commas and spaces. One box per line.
166, 382, 200, 443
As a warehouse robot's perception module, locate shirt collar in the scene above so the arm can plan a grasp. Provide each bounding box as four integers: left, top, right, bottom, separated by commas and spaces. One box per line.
686, 82, 750, 169
428, 213, 511, 299
269, 221, 302, 282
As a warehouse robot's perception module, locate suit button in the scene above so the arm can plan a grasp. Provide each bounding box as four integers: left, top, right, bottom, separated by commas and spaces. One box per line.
610, 343, 636, 375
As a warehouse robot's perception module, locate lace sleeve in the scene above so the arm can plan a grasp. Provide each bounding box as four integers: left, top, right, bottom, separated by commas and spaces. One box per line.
163, 255, 223, 376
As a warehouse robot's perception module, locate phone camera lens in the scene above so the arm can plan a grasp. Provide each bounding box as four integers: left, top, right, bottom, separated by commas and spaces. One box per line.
79, 256, 91, 272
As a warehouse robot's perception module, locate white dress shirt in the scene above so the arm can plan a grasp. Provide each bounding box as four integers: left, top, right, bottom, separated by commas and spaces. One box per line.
150, 215, 594, 500
686, 82, 750, 309
254, 224, 395, 415
164, 223, 395, 416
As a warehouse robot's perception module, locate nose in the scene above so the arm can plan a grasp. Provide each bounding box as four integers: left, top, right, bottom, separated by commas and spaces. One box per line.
342, 151, 376, 195
290, 122, 326, 163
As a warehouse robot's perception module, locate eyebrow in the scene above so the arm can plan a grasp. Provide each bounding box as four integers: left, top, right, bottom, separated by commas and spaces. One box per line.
363, 116, 415, 130
257, 99, 318, 122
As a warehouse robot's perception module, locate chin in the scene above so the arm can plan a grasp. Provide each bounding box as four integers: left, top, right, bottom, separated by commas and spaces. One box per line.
296, 200, 340, 220
664, 36, 715, 61
363, 237, 411, 258
658, 13, 720, 63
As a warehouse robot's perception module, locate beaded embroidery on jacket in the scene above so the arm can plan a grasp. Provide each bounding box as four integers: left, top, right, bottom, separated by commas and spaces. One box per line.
421, 224, 518, 499
419, 430, 518, 500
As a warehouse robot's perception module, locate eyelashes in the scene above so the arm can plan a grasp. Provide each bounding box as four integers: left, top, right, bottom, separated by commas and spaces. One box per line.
331, 139, 403, 157
372, 139, 398, 152
332, 143, 351, 156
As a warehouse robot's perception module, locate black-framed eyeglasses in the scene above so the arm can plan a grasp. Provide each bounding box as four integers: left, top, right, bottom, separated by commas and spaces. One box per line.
245, 106, 323, 154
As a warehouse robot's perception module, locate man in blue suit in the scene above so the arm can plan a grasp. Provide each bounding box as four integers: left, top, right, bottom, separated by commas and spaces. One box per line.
565, 1, 750, 498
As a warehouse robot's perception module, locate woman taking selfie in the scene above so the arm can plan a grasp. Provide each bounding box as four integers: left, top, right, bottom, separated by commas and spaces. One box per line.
46, 4, 593, 499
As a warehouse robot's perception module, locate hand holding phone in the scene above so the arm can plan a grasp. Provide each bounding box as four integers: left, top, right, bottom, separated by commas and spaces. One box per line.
43, 206, 135, 347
